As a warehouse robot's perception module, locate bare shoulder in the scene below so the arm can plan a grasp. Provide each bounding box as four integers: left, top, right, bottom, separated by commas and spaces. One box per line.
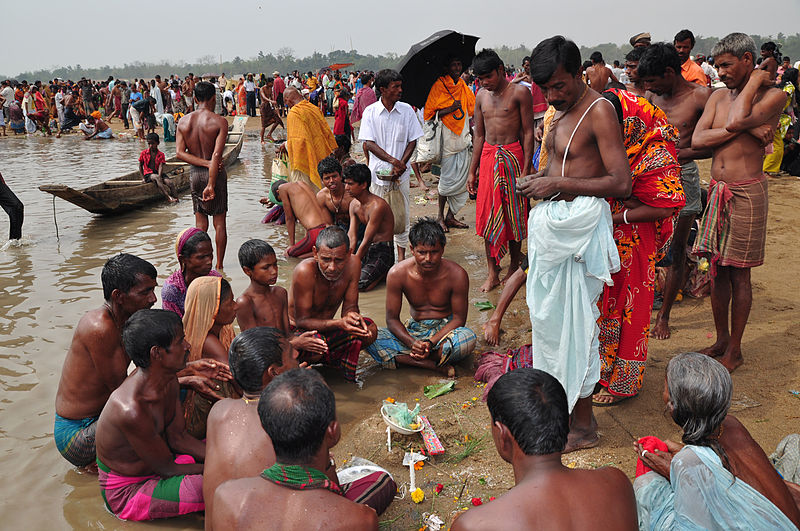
293, 258, 316, 279
207, 397, 240, 428
511, 82, 532, 100
75, 307, 117, 341
451, 502, 502, 531
337, 503, 378, 531
442, 258, 467, 276
236, 291, 255, 307
589, 465, 634, 492
387, 258, 413, 278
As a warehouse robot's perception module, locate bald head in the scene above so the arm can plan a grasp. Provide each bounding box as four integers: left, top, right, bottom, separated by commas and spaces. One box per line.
283, 87, 302, 107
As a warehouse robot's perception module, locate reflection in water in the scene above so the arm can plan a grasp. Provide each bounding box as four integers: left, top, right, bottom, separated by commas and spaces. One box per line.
0, 131, 494, 528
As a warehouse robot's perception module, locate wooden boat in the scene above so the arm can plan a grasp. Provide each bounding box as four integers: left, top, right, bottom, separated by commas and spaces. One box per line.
39, 116, 247, 215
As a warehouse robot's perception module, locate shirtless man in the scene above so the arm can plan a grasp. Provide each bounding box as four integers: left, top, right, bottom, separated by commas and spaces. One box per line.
203, 327, 299, 529
344, 163, 395, 291
81, 111, 112, 140
638, 43, 712, 340
95, 309, 206, 521
265, 178, 332, 258
366, 219, 475, 376
259, 77, 283, 143
624, 47, 648, 97
181, 76, 195, 113
691, 33, 785, 371
316, 156, 354, 231
176, 81, 230, 270
467, 49, 534, 292
54, 254, 157, 470
451, 368, 638, 531
211, 369, 379, 531
517, 36, 631, 452
585, 51, 618, 91
289, 226, 377, 382
758, 41, 780, 81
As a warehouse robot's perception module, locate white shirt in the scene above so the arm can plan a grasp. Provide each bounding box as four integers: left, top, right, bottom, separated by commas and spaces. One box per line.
245, 80, 256, 92
1, 86, 13, 108
701, 62, 719, 82
358, 99, 423, 184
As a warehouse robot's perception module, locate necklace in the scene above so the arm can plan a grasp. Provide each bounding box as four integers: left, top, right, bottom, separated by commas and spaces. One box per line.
329, 191, 344, 214
549, 83, 589, 129
242, 394, 260, 404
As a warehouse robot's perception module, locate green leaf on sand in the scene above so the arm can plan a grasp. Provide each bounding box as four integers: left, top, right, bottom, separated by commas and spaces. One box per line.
424, 381, 456, 399
474, 301, 495, 311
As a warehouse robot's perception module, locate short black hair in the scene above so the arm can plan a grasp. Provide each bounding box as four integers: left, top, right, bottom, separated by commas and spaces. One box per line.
238, 239, 276, 270
625, 47, 646, 62
258, 368, 335, 461
343, 163, 371, 186
473, 49, 503, 76
359, 72, 372, 85
409, 217, 446, 248
123, 309, 182, 369
530, 36, 582, 85
334, 134, 351, 155
193, 81, 215, 102
180, 230, 211, 258
674, 29, 696, 48
590, 51, 604, 64
219, 277, 232, 302
487, 368, 569, 455
315, 225, 349, 250
101, 253, 157, 301
317, 156, 342, 177
229, 327, 287, 393
762, 41, 777, 53
637, 43, 683, 78
374, 69, 402, 90
146, 132, 159, 144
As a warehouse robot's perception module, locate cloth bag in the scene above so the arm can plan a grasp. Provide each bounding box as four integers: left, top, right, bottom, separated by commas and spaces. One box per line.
386, 182, 407, 234
416, 114, 443, 164
272, 153, 290, 181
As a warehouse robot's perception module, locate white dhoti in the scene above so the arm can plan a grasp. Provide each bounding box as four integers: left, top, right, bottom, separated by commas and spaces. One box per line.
438, 119, 472, 215
526, 196, 620, 411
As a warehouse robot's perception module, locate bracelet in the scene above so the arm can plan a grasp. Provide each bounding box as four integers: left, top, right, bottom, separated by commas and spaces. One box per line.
623, 209, 630, 224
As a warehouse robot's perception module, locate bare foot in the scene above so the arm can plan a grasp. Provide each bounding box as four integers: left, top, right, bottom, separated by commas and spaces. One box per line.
436, 218, 449, 233
649, 316, 671, 340
79, 462, 99, 475
717, 348, 744, 372
564, 428, 600, 454
592, 388, 632, 406
480, 275, 501, 293
444, 213, 469, 229
699, 339, 728, 358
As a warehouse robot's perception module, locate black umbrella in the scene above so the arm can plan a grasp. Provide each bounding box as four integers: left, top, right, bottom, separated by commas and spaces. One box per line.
397, 30, 479, 109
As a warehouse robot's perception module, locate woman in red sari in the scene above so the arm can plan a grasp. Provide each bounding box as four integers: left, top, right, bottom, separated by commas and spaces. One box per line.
236, 77, 246, 116
594, 89, 685, 404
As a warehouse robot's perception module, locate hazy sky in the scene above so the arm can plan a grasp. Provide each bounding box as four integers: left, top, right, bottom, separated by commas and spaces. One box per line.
5, 0, 800, 76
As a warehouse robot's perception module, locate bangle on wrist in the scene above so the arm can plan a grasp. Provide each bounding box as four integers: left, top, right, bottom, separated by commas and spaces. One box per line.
623, 209, 630, 224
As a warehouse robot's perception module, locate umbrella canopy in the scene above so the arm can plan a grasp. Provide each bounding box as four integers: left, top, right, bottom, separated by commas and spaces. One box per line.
328, 63, 354, 71
397, 30, 479, 108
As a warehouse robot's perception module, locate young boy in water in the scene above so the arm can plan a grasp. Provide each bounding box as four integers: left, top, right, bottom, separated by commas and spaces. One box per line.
236, 239, 326, 353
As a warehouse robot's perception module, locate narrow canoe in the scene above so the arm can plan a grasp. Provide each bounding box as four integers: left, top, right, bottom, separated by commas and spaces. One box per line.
39, 116, 247, 215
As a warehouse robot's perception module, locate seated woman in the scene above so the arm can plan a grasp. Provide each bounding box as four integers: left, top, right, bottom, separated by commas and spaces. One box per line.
634, 352, 800, 530
182, 276, 239, 439
162, 227, 221, 318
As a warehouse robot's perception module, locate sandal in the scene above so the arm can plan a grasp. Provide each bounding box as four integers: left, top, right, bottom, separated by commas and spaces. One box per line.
592, 388, 634, 407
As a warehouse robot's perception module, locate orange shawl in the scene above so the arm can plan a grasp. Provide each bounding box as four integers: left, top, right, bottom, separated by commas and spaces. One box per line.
424, 76, 475, 135
182, 276, 235, 365
286, 100, 337, 188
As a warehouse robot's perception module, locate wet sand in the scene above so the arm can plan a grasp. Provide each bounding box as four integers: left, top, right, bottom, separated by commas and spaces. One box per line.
1, 117, 799, 529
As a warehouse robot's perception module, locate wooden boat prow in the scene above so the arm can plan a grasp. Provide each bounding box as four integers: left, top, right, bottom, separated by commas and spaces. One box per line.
39, 116, 247, 215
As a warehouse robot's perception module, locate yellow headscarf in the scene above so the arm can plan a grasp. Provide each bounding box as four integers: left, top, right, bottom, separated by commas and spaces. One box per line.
182, 276, 235, 364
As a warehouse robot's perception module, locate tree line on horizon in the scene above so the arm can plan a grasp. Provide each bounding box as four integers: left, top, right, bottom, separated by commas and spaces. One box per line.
6, 33, 800, 82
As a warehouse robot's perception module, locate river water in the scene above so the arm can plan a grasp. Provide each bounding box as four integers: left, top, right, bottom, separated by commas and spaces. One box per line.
0, 130, 492, 528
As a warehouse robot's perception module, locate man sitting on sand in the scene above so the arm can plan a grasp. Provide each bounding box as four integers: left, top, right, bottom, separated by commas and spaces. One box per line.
264, 178, 332, 258
366, 218, 476, 376
80, 111, 113, 139
290, 226, 377, 382
95, 309, 206, 521
139, 132, 178, 203
211, 369, 395, 531
203, 327, 299, 527
451, 368, 638, 531
344, 163, 395, 292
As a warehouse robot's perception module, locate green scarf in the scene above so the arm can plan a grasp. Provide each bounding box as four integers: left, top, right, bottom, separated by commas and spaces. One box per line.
261, 463, 342, 495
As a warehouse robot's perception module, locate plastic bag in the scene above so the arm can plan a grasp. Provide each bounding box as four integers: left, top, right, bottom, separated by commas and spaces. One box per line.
416, 115, 443, 164
386, 182, 407, 235
383, 400, 420, 429
272, 153, 289, 181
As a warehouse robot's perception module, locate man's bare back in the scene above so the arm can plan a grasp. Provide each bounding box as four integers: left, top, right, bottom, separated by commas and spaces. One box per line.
55, 306, 132, 419
586, 64, 616, 91
176, 108, 228, 162
452, 466, 637, 531
279, 181, 332, 230
204, 399, 275, 529
212, 476, 377, 531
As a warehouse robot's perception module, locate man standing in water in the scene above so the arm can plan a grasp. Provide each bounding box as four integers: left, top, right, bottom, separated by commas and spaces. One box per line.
691, 33, 785, 371
638, 43, 712, 340
467, 49, 534, 292
0, 171, 23, 241
176, 81, 230, 270
517, 36, 631, 452
54, 254, 157, 469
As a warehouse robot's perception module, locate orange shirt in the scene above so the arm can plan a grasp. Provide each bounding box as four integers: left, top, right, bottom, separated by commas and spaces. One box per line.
681, 59, 707, 86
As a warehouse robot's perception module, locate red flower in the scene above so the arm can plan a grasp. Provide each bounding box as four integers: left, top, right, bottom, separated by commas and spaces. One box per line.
471, 497, 482, 506
489, 496, 496, 501
435, 483, 444, 494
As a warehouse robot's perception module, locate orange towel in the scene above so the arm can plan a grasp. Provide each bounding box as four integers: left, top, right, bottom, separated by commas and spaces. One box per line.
286, 100, 337, 188
423, 76, 475, 135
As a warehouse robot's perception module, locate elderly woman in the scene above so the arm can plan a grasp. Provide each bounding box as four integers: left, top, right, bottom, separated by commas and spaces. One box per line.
162, 227, 221, 318
634, 352, 800, 529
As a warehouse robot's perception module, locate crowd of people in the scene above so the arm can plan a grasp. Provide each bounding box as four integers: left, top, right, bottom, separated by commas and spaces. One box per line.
40, 27, 800, 530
